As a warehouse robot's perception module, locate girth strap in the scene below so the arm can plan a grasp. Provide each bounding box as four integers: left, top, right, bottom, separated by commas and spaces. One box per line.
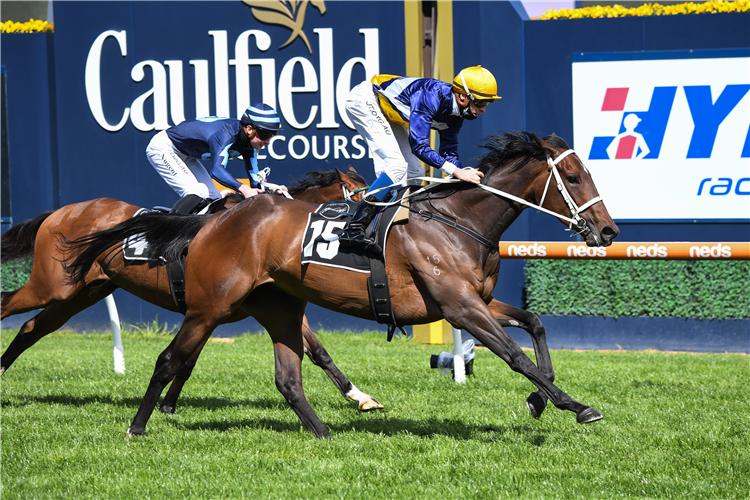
167, 257, 187, 314
367, 255, 405, 341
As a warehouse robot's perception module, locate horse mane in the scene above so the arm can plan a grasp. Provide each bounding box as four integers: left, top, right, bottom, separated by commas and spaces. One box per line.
411, 131, 570, 202
63, 212, 211, 286
475, 131, 569, 179
287, 169, 366, 197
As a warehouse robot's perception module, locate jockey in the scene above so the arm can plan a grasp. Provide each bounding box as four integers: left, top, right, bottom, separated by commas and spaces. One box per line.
146, 103, 283, 214
338, 66, 500, 251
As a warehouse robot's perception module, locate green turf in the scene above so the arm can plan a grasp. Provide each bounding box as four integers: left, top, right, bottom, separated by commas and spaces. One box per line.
1, 330, 748, 499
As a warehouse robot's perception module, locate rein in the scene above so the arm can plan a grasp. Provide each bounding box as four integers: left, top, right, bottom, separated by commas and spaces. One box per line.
406, 206, 498, 248
365, 149, 604, 244
343, 185, 370, 200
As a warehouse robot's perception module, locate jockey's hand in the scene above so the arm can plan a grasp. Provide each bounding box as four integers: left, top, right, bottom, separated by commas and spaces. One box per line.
267, 184, 288, 196
453, 167, 484, 184
238, 184, 262, 198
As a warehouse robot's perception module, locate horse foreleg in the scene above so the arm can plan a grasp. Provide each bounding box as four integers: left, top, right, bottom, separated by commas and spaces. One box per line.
443, 297, 602, 424
301, 316, 383, 411
1, 284, 116, 375
488, 298, 552, 420
127, 313, 216, 437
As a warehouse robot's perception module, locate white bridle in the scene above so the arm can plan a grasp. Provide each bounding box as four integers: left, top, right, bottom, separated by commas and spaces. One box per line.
538, 149, 603, 230
365, 149, 603, 236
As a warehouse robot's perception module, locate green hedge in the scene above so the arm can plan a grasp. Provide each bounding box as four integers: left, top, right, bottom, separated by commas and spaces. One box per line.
525, 260, 750, 319
4, 258, 749, 319
1, 258, 32, 292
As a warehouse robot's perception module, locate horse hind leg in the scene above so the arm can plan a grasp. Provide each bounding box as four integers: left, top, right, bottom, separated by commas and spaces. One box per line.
1, 284, 116, 375
301, 315, 383, 412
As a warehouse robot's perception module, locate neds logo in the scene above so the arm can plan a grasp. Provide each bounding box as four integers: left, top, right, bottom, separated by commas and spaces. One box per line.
689, 243, 732, 258
626, 244, 668, 258
567, 245, 607, 258
506, 243, 547, 257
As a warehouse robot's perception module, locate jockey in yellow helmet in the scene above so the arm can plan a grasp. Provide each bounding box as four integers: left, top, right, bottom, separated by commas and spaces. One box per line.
338, 66, 500, 252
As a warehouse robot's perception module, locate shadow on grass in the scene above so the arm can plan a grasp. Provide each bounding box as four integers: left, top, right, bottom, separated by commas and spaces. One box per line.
173, 414, 550, 443
3, 394, 552, 444
0, 394, 289, 411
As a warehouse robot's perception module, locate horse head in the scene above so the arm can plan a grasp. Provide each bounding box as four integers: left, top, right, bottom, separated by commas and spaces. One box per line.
536, 134, 619, 246
477, 132, 619, 247
336, 166, 369, 202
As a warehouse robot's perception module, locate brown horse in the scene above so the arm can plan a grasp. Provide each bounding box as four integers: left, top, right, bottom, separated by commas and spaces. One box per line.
66, 132, 619, 438
1, 167, 383, 412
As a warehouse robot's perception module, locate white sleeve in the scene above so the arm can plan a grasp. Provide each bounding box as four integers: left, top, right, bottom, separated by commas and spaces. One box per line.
441, 161, 458, 175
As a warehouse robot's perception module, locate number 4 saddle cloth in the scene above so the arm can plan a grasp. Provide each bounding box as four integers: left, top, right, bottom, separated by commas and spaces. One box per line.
300, 187, 410, 272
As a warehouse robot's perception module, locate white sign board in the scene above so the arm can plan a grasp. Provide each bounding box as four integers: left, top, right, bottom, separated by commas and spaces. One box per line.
572, 50, 750, 221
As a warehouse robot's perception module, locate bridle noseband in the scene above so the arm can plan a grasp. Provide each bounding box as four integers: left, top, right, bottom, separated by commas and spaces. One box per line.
538, 149, 603, 237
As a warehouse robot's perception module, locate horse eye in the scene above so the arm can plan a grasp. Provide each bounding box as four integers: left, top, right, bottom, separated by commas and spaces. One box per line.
566, 175, 579, 185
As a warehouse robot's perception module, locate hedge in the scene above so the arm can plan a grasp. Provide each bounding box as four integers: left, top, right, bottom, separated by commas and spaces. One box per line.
4, 258, 748, 320
525, 259, 750, 319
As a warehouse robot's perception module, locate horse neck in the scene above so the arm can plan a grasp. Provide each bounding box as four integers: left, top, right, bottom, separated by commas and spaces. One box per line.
295, 185, 326, 204
428, 158, 546, 243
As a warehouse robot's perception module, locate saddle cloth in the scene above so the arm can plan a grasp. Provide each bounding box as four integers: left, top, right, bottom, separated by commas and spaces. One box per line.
123, 209, 164, 262
300, 188, 409, 273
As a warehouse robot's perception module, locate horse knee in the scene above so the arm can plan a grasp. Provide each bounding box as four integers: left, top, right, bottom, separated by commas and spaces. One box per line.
151, 350, 183, 384
527, 314, 545, 337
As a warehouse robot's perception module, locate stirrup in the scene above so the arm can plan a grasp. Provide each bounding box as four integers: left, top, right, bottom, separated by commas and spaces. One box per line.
339, 228, 381, 254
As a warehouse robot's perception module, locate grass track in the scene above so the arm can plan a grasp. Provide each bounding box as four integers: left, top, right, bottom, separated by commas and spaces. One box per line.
1, 330, 748, 499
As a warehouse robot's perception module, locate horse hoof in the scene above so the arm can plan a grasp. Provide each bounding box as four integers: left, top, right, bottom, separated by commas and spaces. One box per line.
358, 398, 384, 411
126, 426, 145, 438
159, 405, 176, 414
577, 407, 603, 424
526, 392, 547, 419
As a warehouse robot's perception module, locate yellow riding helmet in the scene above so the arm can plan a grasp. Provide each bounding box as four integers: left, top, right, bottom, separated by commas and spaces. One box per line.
452, 66, 501, 101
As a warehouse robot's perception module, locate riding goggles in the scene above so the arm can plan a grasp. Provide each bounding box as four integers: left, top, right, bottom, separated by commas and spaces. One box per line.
255, 127, 278, 141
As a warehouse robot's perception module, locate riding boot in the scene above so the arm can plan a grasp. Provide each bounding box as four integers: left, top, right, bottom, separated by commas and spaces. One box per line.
338, 200, 382, 253
170, 194, 206, 215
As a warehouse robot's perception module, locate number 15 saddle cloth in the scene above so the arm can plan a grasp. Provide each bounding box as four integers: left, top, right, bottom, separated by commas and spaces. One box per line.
300, 187, 410, 273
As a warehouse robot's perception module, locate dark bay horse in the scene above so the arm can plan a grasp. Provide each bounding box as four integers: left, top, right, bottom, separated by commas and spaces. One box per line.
66, 132, 619, 438
1, 167, 383, 411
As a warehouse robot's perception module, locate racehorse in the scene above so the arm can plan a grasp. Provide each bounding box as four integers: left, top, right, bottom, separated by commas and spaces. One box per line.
65, 132, 619, 438
1, 167, 383, 412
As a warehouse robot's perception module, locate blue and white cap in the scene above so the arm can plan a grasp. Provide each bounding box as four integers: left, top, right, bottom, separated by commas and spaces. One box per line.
240, 103, 281, 131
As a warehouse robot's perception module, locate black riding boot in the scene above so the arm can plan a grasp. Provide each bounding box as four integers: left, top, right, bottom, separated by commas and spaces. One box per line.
170, 194, 206, 215
338, 200, 382, 253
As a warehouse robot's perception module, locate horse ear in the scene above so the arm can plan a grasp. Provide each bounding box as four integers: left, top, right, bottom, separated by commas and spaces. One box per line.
336, 167, 353, 182
539, 136, 557, 159
347, 165, 358, 174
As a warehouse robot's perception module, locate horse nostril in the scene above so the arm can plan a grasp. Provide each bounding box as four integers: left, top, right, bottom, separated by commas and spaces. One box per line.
602, 225, 619, 241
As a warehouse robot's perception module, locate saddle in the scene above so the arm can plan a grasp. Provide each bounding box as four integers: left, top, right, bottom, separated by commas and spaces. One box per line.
301, 188, 411, 340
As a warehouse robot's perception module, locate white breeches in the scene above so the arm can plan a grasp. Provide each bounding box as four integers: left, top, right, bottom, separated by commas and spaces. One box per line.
345, 80, 424, 186
145, 130, 221, 200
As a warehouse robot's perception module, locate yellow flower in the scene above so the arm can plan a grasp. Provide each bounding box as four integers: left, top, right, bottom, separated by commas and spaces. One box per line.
1, 18, 53, 33
542, 0, 749, 19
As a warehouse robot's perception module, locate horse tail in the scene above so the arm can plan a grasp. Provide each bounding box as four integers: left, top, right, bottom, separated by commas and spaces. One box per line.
63, 212, 212, 286
0, 211, 55, 261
